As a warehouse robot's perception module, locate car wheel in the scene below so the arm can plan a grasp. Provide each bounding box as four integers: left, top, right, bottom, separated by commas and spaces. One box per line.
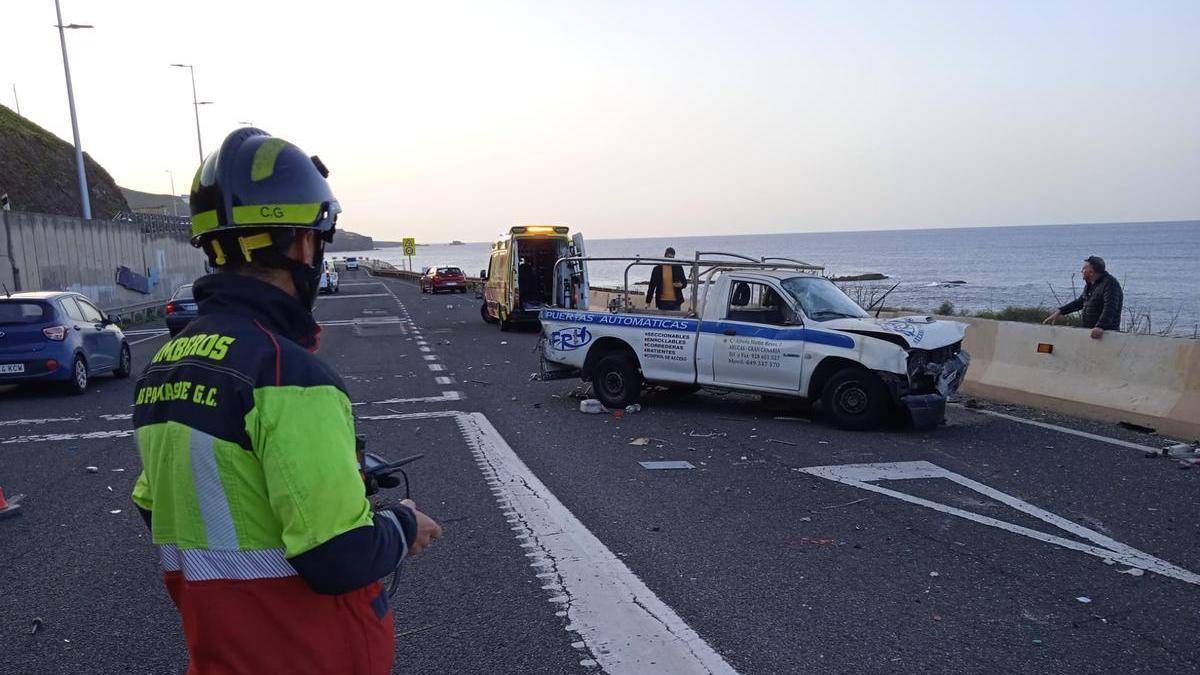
113, 344, 132, 378
481, 303, 498, 324
68, 355, 89, 394
592, 353, 642, 409
821, 368, 888, 431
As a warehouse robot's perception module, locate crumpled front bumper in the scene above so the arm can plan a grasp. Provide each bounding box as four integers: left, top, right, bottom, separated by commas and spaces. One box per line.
901, 351, 971, 430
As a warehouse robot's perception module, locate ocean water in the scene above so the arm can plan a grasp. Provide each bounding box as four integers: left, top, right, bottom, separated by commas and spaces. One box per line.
343, 220, 1200, 336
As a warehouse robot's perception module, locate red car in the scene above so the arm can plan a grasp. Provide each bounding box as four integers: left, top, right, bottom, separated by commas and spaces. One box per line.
420, 266, 468, 294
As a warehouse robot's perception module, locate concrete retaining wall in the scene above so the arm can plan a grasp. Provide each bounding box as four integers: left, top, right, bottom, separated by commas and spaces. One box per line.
0, 210, 206, 319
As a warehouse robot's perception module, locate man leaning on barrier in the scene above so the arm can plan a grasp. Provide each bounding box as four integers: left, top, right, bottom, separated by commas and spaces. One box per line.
130, 127, 441, 674
1044, 255, 1124, 339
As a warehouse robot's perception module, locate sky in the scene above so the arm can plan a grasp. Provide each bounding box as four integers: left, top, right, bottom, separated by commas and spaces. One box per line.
2, 1, 1198, 242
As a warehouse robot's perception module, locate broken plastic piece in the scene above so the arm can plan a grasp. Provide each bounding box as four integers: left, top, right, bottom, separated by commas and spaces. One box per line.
579, 399, 605, 414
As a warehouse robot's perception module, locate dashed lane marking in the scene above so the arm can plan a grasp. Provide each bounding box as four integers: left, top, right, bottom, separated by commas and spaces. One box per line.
428, 364, 445, 372
435, 376, 454, 385
0, 417, 83, 427
2, 429, 136, 444
316, 293, 392, 300
356, 410, 738, 674
352, 391, 463, 408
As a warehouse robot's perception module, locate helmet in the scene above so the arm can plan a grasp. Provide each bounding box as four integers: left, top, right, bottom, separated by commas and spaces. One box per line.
189, 127, 341, 265
189, 128, 340, 310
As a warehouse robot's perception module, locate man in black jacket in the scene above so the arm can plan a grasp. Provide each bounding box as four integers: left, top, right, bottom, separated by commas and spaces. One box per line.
1045, 255, 1123, 339
646, 247, 688, 310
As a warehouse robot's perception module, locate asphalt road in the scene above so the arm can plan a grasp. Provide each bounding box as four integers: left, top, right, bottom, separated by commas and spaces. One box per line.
1, 269, 1198, 674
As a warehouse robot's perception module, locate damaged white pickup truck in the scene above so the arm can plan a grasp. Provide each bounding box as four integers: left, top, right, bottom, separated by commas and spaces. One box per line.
539, 254, 970, 431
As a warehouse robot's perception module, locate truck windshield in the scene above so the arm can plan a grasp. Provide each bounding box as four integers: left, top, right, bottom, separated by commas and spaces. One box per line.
781, 276, 869, 322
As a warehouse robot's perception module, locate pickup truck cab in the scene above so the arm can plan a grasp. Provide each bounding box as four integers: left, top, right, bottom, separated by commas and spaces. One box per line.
540, 263, 969, 430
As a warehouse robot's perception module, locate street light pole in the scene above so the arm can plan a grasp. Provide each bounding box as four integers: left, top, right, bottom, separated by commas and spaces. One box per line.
53, 0, 92, 220
166, 170, 177, 216
171, 63, 208, 164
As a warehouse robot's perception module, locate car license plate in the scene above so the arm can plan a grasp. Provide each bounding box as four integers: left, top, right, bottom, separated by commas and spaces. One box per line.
183, 303, 198, 311
445, 282, 458, 286
0, 364, 25, 374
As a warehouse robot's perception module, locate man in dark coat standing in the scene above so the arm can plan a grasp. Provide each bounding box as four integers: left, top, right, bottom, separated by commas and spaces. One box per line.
1045, 255, 1123, 339
646, 247, 688, 311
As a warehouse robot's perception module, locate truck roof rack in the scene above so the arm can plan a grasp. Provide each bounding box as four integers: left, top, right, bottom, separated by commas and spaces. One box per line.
552, 252, 826, 317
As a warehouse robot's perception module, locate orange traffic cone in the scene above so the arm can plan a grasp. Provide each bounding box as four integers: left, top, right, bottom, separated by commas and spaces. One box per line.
0, 486, 21, 518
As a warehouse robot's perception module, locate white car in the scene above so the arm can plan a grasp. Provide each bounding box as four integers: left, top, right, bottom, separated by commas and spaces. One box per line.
539, 260, 969, 431
319, 260, 339, 294
344, 257, 359, 271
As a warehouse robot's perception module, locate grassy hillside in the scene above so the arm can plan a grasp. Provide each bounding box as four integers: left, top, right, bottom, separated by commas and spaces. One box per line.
0, 103, 128, 218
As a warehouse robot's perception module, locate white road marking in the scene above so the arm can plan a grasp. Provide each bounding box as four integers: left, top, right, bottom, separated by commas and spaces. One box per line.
122, 329, 169, 336
100, 413, 133, 421
129, 332, 169, 346
337, 282, 385, 287
435, 376, 454, 385
2, 429, 136, 444
419, 346, 432, 353
316, 293, 391, 300
352, 391, 463, 408
0, 417, 83, 427
800, 461, 1200, 586
356, 410, 737, 674
423, 355, 439, 361
427, 364, 445, 372
319, 317, 402, 326
963, 406, 1167, 453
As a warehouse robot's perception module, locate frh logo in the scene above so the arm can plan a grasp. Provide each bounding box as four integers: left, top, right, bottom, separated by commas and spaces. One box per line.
550, 326, 592, 351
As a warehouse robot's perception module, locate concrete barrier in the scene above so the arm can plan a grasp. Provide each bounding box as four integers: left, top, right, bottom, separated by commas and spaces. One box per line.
949, 316, 1200, 441
1, 210, 205, 321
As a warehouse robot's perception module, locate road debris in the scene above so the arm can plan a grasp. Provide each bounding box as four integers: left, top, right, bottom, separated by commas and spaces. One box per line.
111, 468, 125, 473
467, 379, 491, 386
772, 416, 809, 423
1076, 596, 1092, 604
639, 461, 695, 470
579, 399, 605, 414
109, 509, 123, 515
85, 466, 99, 474
30, 617, 43, 635
767, 438, 798, 446
1117, 568, 1145, 577
688, 431, 727, 438
623, 404, 642, 414
929, 571, 940, 578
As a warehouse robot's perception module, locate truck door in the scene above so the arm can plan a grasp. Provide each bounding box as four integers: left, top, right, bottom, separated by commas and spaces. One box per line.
708, 280, 805, 391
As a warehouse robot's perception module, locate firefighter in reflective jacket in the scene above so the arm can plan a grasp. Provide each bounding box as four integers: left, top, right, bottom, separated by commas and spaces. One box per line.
131, 127, 441, 674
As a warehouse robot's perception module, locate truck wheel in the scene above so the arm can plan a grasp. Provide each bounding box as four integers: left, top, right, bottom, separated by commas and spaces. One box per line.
592, 354, 642, 408
481, 303, 498, 324
821, 368, 887, 431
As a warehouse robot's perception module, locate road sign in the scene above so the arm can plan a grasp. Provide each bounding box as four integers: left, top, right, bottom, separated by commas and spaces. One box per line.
402, 237, 416, 256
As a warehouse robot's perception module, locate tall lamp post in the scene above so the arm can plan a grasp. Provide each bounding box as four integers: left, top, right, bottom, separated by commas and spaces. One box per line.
165, 170, 177, 216
170, 64, 213, 164
53, 0, 92, 220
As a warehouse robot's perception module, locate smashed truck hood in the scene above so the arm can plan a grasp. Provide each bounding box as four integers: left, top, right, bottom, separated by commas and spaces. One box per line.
821, 315, 967, 349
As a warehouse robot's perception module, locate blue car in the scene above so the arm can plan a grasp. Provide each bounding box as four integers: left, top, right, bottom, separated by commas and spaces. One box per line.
0, 292, 132, 394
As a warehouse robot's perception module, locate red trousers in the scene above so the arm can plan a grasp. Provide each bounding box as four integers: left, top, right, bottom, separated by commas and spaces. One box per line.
164, 573, 394, 675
